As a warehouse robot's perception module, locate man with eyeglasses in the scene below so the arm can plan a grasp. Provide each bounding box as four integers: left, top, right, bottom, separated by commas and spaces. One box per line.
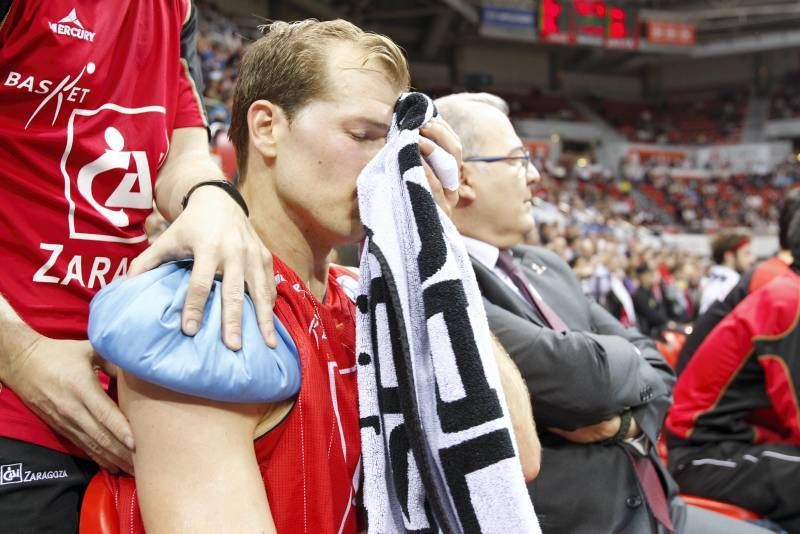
435, 92, 770, 534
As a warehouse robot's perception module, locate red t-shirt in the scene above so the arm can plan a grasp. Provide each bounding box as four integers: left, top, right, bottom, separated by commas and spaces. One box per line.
0, 0, 205, 454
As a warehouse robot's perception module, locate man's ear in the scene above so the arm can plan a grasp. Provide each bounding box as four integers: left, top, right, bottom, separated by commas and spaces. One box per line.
458, 163, 477, 205
247, 100, 282, 159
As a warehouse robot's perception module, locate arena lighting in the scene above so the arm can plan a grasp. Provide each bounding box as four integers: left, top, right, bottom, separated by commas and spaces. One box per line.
576, 157, 589, 167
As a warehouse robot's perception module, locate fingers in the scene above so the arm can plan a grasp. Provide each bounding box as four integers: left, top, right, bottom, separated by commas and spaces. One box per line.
421, 157, 457, 218
36, 393, 133, 474
182, 257, 217, 336
420, 117, 463, 168
221, 257, 245, 351
419, 138, 459, 192
128, 235, 176, 278
81, 388, 135, 473
245, 247, 277, 348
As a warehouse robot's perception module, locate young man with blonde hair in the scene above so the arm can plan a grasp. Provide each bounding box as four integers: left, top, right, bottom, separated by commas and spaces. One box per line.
102, 20, 537, 534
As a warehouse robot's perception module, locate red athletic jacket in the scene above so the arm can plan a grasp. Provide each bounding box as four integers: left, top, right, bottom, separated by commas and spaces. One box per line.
666, 270, 800, 448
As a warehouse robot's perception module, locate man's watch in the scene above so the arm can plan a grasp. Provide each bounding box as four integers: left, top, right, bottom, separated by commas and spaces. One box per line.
605, 408, 633, 444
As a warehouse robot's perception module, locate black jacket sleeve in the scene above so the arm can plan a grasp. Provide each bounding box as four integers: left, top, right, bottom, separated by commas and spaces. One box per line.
675, 273, 750, 374
587, 301, 675, 442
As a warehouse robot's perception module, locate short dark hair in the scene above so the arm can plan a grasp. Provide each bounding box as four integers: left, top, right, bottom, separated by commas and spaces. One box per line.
710, 228, 751, 265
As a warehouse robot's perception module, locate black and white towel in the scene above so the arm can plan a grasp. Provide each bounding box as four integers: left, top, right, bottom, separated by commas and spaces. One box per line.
355, 92, 541, 533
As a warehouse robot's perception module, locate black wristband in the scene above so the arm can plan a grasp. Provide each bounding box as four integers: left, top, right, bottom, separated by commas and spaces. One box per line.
605, 409, 633, 444
181, 179, 249, 217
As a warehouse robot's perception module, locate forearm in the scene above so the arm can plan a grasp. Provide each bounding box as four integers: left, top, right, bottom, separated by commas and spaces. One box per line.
492, 336, 540, 482
0, 292, 43, 382
154, 127, 226, 222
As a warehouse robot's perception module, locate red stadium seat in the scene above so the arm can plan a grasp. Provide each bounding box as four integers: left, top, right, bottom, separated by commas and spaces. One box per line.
79, 472, 118, 534
656, 330, 686, 369
679, 495, 762, 522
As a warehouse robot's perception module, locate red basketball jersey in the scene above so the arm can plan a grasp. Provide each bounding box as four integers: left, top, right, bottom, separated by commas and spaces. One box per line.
255, 259, 362, 533
101, 258, 362, 534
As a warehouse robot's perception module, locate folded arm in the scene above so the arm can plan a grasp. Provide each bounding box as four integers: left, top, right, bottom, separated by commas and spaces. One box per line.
485, 299, 670, 432
588, 300, 674, 442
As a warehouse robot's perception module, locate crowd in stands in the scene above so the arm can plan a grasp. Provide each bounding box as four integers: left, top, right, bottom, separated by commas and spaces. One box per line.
190, 2, 794, 344
530, 176, 707, 337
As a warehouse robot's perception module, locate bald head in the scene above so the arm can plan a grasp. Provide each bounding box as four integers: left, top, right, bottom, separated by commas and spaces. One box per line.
435, 93, 511, 157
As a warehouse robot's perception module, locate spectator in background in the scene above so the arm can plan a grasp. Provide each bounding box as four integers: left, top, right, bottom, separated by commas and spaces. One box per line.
438, 91, 769, 534
676, 189, 800, 374
699, 228, 755, 314
665, 208, 800, 533
632, 263, 671, 338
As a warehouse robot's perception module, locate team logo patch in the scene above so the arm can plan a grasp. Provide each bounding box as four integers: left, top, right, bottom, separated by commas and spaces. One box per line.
0, 463, 68, 485
0, 463, 22, 485
61, 104, 169, 243
49, 8, 96, 42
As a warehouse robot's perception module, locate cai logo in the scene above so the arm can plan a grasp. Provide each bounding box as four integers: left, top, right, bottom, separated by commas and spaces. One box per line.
60, 103, 168, 243
0, 463, 23, 485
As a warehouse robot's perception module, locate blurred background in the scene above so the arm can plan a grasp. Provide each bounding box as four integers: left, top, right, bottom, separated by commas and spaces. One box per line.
194, 0, 800, 334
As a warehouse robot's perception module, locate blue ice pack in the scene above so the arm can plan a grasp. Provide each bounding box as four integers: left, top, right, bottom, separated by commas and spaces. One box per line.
88, 261, 300, 403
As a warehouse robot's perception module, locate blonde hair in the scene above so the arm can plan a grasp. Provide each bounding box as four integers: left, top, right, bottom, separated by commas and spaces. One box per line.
229, 19, 410, 177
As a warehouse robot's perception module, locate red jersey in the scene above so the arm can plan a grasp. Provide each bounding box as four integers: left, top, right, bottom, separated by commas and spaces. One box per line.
100, 258, 362, 533
256, 259, 361, 533
0, 0, 205, 454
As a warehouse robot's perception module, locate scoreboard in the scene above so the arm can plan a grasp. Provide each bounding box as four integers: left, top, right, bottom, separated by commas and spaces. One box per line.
537, 0, 638, 49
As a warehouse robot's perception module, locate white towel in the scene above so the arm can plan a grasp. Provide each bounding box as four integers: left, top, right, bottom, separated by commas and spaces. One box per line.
356, 92, 541, 534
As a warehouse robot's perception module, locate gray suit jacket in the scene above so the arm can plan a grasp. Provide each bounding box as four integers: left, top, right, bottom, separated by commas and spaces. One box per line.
472, 245, 684, 533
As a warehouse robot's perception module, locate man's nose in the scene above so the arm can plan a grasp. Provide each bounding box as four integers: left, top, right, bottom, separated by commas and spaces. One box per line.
526, 162, 541, 190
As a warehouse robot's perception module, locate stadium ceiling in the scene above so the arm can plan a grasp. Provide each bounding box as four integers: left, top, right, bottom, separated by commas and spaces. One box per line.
258, 0, 800, 70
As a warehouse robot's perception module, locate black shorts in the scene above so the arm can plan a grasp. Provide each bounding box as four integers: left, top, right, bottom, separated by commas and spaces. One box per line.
0, 437, 97, 534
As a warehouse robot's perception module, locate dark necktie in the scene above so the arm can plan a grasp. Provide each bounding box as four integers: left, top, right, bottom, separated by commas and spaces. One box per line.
625, 449, 675, 532
495, 250, 569, 333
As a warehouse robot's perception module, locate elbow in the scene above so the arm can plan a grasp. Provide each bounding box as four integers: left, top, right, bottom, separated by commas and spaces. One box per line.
518, 427, 542, 482
522, 455, 541, 483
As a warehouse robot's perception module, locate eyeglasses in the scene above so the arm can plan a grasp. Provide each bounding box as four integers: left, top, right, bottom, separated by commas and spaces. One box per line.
464, 149, 534, 175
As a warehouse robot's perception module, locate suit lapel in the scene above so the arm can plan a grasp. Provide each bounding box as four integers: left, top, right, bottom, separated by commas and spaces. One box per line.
470, 256, 546, 327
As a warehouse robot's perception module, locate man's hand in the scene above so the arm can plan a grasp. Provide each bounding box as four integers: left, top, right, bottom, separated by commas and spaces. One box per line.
420, 116, 462, 218
129, 186, 277, 350
549, 415, 641, 444
1, 337, 134, 473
